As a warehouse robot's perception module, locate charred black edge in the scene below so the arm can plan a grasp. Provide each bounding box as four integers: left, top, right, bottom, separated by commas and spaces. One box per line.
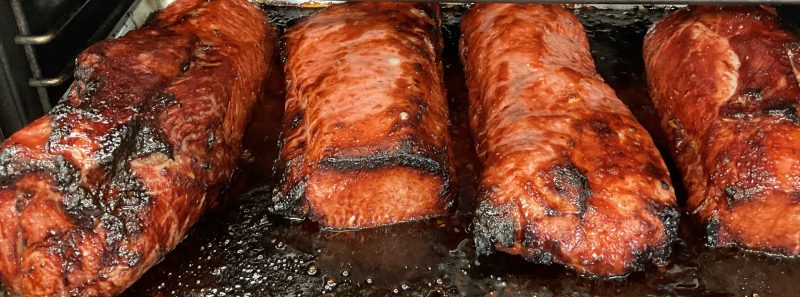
637, 202, 681, 269
720, 97, 800, 125
317, 139, 454, 199
269, 176, 308, 220
520, 224, 559, 266
270, 138, 456, 221
472, 198, 516, 257
48, 86, 173, 222
584, 202, 680, 276
536, 202, 681, 277
471, 194, 682, 274
319, 150, 446, 177
0, 59, 179, 272
0, 146, 52, 186
705, 211, 721, 247
269, 150, 455, 219
549, 161, 591, 215
703, 211, 799, 257
655, 203, 681, 257
703, 223, 800, 257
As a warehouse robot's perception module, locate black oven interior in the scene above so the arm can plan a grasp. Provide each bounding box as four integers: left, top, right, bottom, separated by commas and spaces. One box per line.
0, 0, 135, 140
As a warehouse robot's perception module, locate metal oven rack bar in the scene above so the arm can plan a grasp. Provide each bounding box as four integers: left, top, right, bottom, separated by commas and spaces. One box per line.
7, 0, 134, 111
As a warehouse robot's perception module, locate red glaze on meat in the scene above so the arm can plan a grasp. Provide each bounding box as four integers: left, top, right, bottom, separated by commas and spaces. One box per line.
274, 2, 456, 229
460, 4, 679, 277
644, 6, 800, 255
0, 0, 275, 295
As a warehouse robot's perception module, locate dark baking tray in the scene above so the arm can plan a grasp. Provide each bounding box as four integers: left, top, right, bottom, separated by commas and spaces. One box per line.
9, 4, 800, 297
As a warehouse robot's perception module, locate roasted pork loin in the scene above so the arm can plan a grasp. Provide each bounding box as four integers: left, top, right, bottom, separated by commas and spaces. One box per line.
273, 2, 456, 229
0, 0, 275, 295
644, 5, 800, 255
461, 4, 679, 277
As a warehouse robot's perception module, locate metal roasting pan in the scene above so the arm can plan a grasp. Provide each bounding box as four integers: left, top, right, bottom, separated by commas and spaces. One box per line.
3, 0, 800, 296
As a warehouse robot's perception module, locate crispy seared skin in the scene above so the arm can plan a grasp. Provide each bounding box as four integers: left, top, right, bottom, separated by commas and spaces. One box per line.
274, 2, 456, 229
0, 0, 274, 295
644, 6, 800, 255
460, 4, 679, 277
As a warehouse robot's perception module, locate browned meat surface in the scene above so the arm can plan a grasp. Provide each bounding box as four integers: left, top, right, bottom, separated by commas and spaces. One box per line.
460, 4, 679, 277
644, 6, 800, 255
0, 0, 275, 295
274, 2, 456, 229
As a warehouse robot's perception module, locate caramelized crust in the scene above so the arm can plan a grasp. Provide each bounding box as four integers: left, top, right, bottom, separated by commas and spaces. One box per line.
644, 6, 800, 255
274, 2, 456, 229
0, 0, 274, 295
460, 4, 679, 277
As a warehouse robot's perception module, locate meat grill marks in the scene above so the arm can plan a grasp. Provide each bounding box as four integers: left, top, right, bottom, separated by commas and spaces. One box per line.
0, 0, 274, 295
644, 6, 800, 255
274, 2, 456, 229
460, 4, 679, 277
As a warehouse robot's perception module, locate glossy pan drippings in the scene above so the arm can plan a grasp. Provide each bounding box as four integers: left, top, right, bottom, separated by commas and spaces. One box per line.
460, 3, 679, 277
0, 0, 275, 295
645, 5, 800, 255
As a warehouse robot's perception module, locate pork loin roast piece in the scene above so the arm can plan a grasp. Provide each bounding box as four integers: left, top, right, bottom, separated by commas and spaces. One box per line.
0, 0, 275, 295
644, 5, 800, 255
461, 4, 679, 277
273, 2, 456, 229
